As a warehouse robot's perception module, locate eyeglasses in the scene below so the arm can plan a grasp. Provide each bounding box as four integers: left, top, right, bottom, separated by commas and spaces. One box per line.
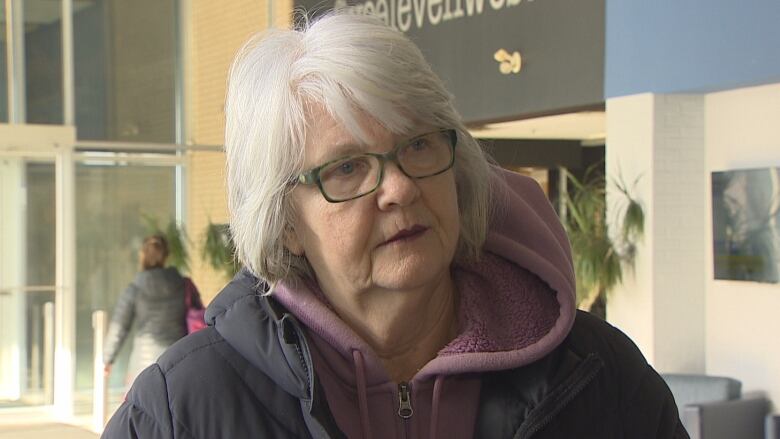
296, 129, 457, 203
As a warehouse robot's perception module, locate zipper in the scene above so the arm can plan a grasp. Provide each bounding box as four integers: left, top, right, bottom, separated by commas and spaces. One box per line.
293, 341, 312, 394
284, 317, 312, 395
397, 382, 414, 419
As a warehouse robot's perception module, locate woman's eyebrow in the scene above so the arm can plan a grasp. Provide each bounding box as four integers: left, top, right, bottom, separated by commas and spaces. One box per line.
313, 141, 367, 164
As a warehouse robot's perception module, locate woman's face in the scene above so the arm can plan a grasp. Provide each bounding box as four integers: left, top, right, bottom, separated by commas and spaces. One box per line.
286, 109, 460, 300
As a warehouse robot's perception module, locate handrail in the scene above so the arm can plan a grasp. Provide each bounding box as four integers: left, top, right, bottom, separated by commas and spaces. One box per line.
76, 140, 222, 152
0, 285, 57, 294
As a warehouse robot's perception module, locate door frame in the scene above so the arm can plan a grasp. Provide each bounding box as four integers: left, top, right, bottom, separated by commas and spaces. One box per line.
0, 123, 77, 422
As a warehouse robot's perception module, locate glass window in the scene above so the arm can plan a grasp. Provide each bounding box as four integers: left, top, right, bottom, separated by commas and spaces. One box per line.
74, 0, 177, 143
1, 3, 8, 123
74, 161, 176, 414
23, 0, 64, 124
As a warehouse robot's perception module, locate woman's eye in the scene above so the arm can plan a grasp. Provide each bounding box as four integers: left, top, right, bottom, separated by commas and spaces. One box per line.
408, 138, 429, 151
338, 161, 356, 175
325, 157, 370, 179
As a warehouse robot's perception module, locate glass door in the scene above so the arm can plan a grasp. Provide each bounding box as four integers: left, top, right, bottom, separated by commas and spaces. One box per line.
0, 124, 77, 416
0, 156, 56, 408
1, 124, 184, 427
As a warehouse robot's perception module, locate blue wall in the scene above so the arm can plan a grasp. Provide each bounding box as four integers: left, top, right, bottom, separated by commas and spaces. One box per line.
606, 0, 780, 98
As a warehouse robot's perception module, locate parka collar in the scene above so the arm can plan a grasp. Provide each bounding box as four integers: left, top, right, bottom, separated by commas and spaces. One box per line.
205, 270, 313, 401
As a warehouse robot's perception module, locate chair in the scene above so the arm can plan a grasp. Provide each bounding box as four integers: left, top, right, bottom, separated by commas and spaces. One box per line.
662, 373, 771, 439
767, 414, 780, 439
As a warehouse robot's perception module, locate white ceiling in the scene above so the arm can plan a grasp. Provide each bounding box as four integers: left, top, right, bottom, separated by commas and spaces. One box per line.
468, 111, 606, 143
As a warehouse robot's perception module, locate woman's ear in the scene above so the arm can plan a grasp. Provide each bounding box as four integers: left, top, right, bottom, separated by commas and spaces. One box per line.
284, 226, 304, 256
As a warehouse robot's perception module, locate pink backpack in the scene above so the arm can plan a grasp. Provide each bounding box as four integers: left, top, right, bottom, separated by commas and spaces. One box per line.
183, 277, 207, 334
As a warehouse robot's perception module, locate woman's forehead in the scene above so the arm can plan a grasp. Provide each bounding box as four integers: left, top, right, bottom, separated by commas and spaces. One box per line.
304, 109, 394, 161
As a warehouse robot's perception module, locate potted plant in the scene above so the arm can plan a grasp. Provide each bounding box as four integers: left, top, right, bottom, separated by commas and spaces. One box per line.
559, 165, 644, 318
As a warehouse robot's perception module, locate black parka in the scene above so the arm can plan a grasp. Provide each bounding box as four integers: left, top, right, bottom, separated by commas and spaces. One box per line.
102, 270, 688, 439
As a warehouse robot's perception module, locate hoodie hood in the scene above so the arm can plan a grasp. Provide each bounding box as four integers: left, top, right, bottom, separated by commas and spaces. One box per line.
419, 167, 577, 376
272, 166, 576, 379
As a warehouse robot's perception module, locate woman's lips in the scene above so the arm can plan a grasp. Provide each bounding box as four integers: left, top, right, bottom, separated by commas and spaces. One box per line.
382, 225, 428, 246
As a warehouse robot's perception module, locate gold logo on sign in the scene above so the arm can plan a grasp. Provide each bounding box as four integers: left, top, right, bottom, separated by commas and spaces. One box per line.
494, 49, 522, 75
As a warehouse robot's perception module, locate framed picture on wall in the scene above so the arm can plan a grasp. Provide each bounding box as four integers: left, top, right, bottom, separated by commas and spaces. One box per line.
711, 167, 780, 283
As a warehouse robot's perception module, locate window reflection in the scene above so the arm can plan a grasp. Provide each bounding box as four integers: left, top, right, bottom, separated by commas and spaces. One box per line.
23, 0, 64, 124
74, 0, 177, 143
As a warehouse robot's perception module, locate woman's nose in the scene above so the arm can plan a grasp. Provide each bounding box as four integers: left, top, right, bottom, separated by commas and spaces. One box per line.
376, 162, 419, 210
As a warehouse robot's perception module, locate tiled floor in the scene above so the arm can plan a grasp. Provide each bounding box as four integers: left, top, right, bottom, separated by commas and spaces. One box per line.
0, 423, 99, 439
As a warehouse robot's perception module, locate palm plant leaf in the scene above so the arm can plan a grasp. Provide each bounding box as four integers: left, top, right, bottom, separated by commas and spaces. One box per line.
202, 221, 241, 279
622, 199, 645, 243
613, 173, 645, 243
165, 220, 190, 273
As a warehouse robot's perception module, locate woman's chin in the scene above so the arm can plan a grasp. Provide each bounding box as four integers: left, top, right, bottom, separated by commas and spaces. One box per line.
372, 256, 448, 292
369, 232, 456, 291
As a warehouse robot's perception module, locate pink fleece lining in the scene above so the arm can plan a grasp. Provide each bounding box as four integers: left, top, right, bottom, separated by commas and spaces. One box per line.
443, 253, 559, 355
415, 254, 569, 379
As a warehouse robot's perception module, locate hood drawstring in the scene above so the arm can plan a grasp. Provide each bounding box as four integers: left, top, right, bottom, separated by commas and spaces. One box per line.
428, 375, 445, 438
352, 350, 373, 439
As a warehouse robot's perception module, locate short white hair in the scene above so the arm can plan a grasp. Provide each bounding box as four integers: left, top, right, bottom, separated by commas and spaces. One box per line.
225, 11, 494, 284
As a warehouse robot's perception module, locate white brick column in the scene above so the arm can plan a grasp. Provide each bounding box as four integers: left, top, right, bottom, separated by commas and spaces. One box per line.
605, 93, 707, 373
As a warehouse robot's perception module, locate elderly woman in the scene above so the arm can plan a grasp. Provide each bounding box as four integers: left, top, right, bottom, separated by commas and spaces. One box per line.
103, 12, 686, 439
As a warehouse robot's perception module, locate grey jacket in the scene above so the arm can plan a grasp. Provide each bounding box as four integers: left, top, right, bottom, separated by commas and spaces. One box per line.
103, 267, 187, 366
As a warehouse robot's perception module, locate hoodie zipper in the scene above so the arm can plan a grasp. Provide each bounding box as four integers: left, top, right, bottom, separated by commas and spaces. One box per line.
398, 382, 413, 438
398, 382, 414, 419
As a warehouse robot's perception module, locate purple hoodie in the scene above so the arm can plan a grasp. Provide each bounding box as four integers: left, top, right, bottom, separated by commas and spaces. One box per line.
274, 167, 576, 438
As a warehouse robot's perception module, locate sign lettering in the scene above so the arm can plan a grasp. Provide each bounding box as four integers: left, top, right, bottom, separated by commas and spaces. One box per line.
335, 0, 535, 32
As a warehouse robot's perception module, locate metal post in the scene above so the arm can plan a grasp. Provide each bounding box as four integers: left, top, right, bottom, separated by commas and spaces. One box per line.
62, 0, 75, 126
174, 0, 188, 226
92, 310, 108, 433
3, 0, 11, 120
558, 165, 568, 222
6, 0, 26, 123
54, 141, 76, 420
43, 301, 54, 404
30, 305, 41, 392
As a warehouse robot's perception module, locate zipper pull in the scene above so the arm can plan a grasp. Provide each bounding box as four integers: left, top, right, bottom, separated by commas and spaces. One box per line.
398, 382, 413, 419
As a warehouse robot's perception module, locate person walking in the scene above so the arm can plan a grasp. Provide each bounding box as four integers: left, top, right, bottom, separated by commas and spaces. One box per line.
103, 234, 196, 386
